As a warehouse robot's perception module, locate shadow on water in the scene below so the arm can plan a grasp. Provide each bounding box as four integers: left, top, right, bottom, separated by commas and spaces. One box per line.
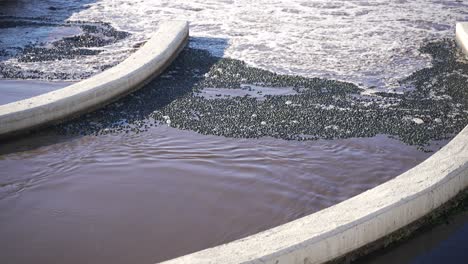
0, 0, 97, 21
355, 191, 468, 264
0, 0, 100, 155
0, 0, 98, 61
0, 0, 131, 79
0, 37, 230, 156
1, 38, 467, 156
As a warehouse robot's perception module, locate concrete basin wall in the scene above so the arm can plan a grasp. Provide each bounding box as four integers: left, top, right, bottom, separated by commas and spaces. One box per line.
0, 20, 189, 138
161, 24, 468, 264
457, 22, 468, 55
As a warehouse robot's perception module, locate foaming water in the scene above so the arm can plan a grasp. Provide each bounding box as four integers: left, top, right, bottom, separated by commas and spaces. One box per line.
0, 126, 441, 263
0, 1, 465, 263
3, 0, 468, 89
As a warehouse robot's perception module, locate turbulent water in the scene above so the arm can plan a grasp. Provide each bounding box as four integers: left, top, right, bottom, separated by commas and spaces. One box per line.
1, 1, 468, 264
1, 0, 468, 90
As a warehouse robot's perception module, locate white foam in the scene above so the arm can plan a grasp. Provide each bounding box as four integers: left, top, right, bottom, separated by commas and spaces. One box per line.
5, 0, 468, 91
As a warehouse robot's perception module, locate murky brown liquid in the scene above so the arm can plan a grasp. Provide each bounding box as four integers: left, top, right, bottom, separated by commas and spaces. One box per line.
0, 80, 72, 105
0, 125, 441, 264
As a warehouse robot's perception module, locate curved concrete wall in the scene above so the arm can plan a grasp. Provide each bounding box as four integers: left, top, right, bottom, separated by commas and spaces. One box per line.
0, 20, 189, 138
456, 22, 468, 55
161, 24, 468, 264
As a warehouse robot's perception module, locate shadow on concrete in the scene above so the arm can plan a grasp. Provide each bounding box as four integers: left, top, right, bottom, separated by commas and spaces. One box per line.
355, 191, 468, 264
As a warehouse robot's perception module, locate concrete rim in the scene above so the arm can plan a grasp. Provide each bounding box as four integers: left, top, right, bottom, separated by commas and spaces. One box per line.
456, 22, 468, 56
160, 24, 468, 264
0, 20, 189, 138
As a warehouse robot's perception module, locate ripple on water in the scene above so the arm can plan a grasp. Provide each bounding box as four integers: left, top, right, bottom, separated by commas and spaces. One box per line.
0, 125, 444, 263
0, 1, 467, 263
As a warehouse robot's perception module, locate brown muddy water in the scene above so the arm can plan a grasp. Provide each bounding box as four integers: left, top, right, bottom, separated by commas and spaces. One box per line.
1, 2, 467, 262
0, 125, 441, 264
0, 42, 465, 264
0, 80, 71, 105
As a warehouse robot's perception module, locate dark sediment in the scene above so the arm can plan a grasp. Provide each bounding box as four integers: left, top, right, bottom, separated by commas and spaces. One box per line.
0, 16, 129, 80
18, 23, 129, 63
48, 39, 468, 148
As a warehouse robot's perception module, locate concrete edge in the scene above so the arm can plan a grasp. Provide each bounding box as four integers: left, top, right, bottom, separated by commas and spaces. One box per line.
0, 20, 189, 138
456, 22, 468, 56
160, 24, 468, 264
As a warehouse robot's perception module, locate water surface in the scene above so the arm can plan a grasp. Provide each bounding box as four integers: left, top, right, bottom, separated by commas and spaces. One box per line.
0, 127, 439, 264
0, 1, 467, 263
0, 79, 71, 105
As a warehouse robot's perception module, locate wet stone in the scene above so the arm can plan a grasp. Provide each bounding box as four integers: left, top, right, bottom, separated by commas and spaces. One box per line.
50, 39, 468, 148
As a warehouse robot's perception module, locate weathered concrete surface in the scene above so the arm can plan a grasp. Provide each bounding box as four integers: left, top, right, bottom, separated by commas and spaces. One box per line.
0, 20, 188, 138
456, 22, 468, 55
160, 26, 468, 264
